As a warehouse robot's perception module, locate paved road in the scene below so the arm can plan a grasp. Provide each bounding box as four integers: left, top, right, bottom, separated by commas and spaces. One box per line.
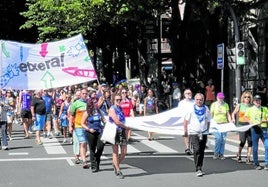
0, 125, 267, 187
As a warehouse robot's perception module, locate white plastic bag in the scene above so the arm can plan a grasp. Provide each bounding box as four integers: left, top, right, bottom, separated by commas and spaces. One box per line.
101, 121, 117, 144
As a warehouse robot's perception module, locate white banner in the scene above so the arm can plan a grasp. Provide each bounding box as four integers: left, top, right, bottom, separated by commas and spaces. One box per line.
0, 34, 97, 90
125, 107, 255, 135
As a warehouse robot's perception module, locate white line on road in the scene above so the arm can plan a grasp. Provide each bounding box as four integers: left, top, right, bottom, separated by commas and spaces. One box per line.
8, 152, 29, 156
133, 132, 178, 153
41, 137, 66, 154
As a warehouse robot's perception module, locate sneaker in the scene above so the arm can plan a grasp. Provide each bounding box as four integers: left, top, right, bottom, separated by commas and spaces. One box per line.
196, 170, 203, 177
54, 131, 61, 136
255, 165, 262, 170
2, 146, 8, 150
116, 170, 124, 179
82, 161, 90, 169
62, 139, 67, 143
264, 165, 268, 170
47, 133, 53, 139
185, 148, 192, 155
213, 154, 219, 160
36, 140, 43, 145
69, 138, 73, 144
43, 133, 47, 138
246, 159, 253, 165
219, 155, 226, 160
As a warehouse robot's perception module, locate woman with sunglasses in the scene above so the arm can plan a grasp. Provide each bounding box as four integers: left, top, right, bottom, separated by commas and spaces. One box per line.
231, 91, 253, 164
108, 94, 130, 179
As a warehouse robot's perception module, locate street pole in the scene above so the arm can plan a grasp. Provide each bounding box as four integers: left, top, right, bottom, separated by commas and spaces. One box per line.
157, 14, 163, 98
228, 5, 241, 101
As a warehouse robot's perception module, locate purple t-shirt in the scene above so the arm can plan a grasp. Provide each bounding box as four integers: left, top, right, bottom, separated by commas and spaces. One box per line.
21, 92, 31, 110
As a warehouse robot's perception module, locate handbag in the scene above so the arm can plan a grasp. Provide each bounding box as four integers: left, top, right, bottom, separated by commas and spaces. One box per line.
101, 121, 117, 144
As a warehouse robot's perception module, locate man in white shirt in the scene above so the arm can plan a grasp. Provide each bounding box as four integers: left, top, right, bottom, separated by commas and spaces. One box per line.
178, 89, 194, 155
184, 93, 211, 177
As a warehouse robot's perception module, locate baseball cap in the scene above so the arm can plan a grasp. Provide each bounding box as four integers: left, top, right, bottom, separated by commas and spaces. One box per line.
253, 95, 261, 101
172, 82, 178, 86
217, 92, 225, 99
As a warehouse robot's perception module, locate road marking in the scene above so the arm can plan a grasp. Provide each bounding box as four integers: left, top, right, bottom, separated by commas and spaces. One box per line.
41, 137, 66, 154
66, 158, 75, 166
127, 145, 140, 153
133, 133, 178, 153
0, 157, 73, 162
9, 152, 29, 156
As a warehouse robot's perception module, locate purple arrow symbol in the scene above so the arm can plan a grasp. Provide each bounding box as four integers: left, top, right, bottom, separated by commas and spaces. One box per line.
40, 43, 48, 57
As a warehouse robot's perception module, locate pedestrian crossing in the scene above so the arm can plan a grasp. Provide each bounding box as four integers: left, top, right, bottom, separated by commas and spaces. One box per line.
4, 131, 264, 162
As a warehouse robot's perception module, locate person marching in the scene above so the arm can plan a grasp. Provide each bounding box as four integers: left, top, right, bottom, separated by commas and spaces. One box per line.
81, 99, 106, 173
179, 88, 195, 155
244, 95, 268, 170
108, 94, 130, 179
210, 92, 232, 160
231, 91, 253, 164
184, 93, 211, 177
69, 88, 89, 169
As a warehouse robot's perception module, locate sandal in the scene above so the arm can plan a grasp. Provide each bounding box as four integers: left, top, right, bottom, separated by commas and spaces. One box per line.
246, 159, 253, 165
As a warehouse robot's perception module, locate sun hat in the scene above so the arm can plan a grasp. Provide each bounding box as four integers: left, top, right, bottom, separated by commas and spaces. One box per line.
217, 92, 225, 99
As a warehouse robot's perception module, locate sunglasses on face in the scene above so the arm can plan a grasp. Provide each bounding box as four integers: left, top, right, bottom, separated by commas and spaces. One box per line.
115, 99, 122, 102
244, 96, 250, 98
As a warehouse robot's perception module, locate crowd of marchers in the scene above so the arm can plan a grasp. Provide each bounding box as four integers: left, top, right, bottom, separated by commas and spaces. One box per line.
0, 78, 268, 179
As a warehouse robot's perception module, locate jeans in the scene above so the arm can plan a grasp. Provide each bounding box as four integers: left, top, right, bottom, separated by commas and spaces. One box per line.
0, 121, 8, 146
214, 132, 227, 155
173, 99, 179, 108
251, 127, 268, 166
190, 134, 207, 171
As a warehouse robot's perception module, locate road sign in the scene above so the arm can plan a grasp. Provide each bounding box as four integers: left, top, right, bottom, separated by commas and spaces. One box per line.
217, 43, 224, 69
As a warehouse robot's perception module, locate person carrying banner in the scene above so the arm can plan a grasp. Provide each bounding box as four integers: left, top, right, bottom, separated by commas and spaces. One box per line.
210, 92, 232, 160
108, 94, 130, 179
179, 88, 195, 155
231, 91, 253, 164
244, 94, 268, 170
184, 93, 211, 177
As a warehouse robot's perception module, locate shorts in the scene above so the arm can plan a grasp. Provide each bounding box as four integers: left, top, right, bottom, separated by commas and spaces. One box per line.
114, 129, 127, 145
35, 114, 46, 131
21, 109, 32, 119
7, 115, 14, 124
138, 104, 144, 112
45, 113, 53, 122
74, 128, 87, 143
60, 118, 69, 127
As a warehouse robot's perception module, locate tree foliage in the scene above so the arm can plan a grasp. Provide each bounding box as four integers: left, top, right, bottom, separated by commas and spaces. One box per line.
18, 0, 260, 89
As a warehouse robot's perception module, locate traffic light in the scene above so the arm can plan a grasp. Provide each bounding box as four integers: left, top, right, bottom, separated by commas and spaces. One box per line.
236, 42, 245, 65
